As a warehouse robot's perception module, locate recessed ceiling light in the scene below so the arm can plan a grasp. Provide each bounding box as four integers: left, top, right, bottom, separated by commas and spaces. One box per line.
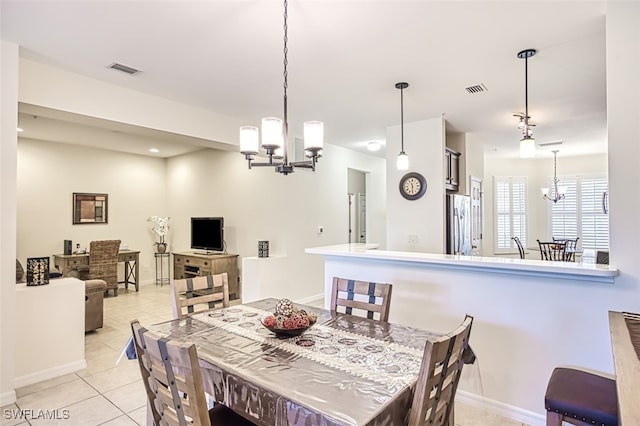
17, 127, 23, 132
366, 141, 383, 152
149, 148, 159, 153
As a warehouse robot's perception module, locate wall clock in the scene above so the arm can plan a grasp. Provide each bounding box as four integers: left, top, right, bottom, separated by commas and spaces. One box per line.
399, 172, 427, 200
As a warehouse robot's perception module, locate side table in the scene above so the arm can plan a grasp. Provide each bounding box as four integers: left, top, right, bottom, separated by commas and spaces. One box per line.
154, 253, 171, 286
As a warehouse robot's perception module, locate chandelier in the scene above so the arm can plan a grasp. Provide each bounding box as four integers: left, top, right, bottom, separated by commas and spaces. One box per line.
514, 49, 537, 158
395, 82, 409, 170
541, 150, 566, 203
239, 0, 323, 175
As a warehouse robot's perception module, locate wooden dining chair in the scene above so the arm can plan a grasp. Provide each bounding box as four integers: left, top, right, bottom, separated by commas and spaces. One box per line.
130, 320, 255, 426
538, 240, 567, 261
172, 273, 230, 319
408, 314, 474, 426
512, 236, 525, 259
330, 277, 393, 322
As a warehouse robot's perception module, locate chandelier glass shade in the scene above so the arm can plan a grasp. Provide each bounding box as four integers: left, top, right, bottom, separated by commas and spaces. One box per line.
515, 49, 537, 158
239, 0, 323, 175
395, 82, 409, 171
541, 150, 566, 203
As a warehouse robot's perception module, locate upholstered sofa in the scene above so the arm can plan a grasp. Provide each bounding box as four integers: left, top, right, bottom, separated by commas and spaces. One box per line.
85, 279, 107, 332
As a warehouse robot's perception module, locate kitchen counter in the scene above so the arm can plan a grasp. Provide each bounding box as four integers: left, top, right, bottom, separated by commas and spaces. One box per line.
305, 243, 618, 283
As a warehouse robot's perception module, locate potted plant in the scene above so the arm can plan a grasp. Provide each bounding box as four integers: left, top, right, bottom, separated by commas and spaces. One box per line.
148, 216, 170, 253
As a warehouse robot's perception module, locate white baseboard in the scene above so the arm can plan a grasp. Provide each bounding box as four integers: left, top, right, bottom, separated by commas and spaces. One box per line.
0, 389, 17, 406
456, 390, 545, 426
295, 293, 324, 306
12, 359, 86, 390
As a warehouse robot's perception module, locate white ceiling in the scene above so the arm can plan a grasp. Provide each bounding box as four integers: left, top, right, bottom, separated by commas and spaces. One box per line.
2, 1, 607, 160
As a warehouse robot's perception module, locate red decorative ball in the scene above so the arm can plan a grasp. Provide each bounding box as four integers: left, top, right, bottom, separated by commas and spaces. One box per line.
262, 315, 276, 328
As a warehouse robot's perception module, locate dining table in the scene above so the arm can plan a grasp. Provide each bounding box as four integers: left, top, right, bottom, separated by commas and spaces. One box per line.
144, 298, 445, 426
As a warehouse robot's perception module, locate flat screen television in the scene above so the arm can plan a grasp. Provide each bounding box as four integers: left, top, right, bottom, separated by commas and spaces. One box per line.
191, 217, 224, 253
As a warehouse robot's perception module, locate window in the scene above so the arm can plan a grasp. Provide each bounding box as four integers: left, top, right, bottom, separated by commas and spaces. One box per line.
494, 176, 528, 253
550, 175, 609, 250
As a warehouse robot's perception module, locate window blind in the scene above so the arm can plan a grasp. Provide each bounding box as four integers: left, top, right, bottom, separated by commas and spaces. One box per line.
494, 176, 528, 252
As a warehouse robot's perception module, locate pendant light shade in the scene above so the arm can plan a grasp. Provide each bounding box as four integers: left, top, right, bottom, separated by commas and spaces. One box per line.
397, 152, 409, 170
395, 82, 409, 171
239, 126, 259, 155
520, 136, 536, 158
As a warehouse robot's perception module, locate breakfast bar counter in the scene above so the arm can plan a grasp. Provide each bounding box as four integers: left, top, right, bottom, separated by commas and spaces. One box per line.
305, 243, 624, 424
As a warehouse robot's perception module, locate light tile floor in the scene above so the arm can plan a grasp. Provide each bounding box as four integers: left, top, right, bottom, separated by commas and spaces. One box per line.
2, 283, 527, 425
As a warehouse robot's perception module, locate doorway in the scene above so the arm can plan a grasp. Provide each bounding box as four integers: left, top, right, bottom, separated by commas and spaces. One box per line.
348, 169, 367, 243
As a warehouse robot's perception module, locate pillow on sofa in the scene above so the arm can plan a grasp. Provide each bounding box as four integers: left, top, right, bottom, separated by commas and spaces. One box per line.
16, 259, 25, 283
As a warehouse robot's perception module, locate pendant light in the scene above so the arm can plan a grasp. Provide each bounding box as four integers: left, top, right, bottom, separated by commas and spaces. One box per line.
396, 82, 409, 171
239, 0, 323, 175
541, 150, 567, 203
515, 49, 537, 158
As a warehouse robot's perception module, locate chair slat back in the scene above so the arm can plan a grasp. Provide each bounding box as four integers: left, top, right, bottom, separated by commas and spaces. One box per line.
88, 240, 120, 287
172, 273, 230, 319
512, 236, 525, 259
538, 240, 567, 261
131, 320, 211, 426
409, 315, 474, 426
130, 321, 162, 426
330, 277, 392, 322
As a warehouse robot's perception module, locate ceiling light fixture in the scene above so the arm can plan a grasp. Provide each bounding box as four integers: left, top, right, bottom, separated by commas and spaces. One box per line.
149, 148, 159, 153
17, 127, 23, 132
541, 150, 566, 203
239, 0, 323, 175
395, 82, 409, 171
366, 141, 382, 152
514, 49, 537, 158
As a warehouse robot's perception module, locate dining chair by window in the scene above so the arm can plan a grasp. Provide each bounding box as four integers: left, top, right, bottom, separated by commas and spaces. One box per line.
512, 237, 525, 259
130, 320, 256, 426
537, 240, 567, 261
88, 240, 121, 296
408, 314, 474, 426
553, 237, 580, 262
330, 277, 393, 322
172, 273, 230, 319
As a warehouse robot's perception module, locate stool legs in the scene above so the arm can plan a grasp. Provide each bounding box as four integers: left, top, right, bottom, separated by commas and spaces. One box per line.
546, 411, 563, 426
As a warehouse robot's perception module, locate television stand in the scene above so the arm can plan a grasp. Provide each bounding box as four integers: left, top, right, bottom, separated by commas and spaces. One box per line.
173, 251, 239, 299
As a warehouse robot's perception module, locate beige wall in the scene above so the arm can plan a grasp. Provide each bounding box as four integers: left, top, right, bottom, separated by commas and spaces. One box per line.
17, 139, 167, 283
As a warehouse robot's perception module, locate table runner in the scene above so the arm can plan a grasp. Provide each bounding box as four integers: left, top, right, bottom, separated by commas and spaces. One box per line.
191, 305, 423, 388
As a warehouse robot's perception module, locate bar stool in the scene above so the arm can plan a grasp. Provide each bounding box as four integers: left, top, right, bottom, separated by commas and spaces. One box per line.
544, 367, 618, 426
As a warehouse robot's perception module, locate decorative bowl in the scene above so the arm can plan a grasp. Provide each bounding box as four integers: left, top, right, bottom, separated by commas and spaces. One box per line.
261, 323, 311, 338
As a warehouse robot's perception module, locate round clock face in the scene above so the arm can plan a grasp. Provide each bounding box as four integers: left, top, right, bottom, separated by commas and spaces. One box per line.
399, 172, 427, 200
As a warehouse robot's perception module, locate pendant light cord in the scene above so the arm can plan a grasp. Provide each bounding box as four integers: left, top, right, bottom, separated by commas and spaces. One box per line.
400, 86, 405, 153
282, 0, 289, 163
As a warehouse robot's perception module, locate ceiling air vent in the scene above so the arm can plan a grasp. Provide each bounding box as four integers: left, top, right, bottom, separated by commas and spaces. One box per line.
538, 141, 564, 147
107, 62, 141, 75
465, 83, 487, 94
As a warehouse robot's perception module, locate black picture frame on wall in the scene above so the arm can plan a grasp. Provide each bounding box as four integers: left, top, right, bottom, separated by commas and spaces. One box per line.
73, 192, 108, 225
26, 257, 50, 286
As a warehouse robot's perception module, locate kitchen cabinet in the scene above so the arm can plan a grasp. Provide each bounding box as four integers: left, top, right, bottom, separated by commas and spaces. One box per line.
445, 148, 461, 192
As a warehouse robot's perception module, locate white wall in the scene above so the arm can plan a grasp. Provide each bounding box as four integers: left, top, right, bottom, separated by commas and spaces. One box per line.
387, 117, 446, 252
17, 139, 167, 283
483, 153, 608, 257
166, 144, 386, 302
0, 40, 19, 406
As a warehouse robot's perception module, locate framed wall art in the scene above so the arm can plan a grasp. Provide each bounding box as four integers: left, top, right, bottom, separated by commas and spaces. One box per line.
73, 192, 108, 224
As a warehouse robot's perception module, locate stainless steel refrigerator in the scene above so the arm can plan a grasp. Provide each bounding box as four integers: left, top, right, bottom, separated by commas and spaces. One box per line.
446, 194, 472, 255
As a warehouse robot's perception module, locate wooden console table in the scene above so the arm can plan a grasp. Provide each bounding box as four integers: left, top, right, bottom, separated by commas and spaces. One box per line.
53, 250, 140, 292
173, 252, 239, 299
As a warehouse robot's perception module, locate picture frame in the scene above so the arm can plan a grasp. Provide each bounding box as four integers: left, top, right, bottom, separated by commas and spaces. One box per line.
26, 257, 50, 286
73, 192, 108, 224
